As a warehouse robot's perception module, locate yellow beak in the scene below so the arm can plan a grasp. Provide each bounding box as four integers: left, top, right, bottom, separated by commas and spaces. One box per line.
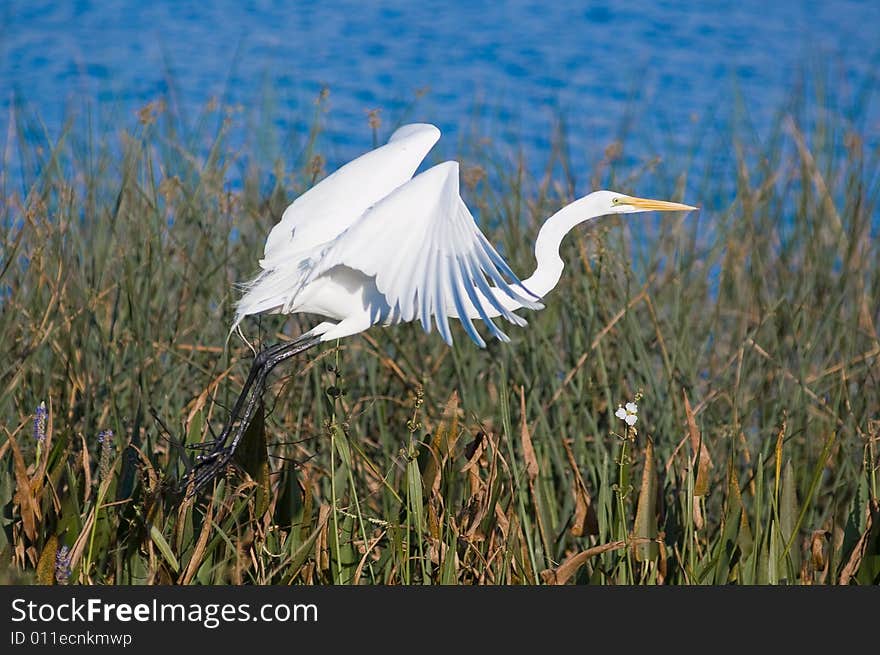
622, 196, 698, 212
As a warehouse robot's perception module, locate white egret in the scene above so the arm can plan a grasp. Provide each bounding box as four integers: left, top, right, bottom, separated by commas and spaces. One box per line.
184, 123, 696, 493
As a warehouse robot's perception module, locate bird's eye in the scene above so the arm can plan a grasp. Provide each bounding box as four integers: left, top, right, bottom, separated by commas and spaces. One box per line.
612, 197, 620, 204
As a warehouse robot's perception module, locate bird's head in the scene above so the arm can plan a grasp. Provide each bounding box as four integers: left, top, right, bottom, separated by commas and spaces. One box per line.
594, 189, 698, 215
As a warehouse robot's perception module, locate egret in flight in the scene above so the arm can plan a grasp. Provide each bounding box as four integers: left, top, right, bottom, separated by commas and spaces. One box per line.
184, 123, 696, 493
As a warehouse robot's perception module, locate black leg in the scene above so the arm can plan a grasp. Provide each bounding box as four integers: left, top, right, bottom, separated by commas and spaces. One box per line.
181, 334, 322, 496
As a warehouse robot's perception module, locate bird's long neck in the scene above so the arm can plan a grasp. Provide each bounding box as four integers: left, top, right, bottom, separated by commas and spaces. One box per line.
497, 194, 600, 310
520, 202, 586, 297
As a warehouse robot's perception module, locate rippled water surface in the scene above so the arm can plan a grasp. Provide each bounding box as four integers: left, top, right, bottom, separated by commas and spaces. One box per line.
2, 1, 878, 170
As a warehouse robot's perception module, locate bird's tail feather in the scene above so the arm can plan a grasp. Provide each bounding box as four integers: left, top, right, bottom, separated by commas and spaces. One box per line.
231, 263, 309, 333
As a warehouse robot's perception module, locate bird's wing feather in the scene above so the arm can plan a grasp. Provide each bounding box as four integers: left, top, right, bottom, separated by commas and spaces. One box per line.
260, 123, 441, 268
307, 161, 542, 346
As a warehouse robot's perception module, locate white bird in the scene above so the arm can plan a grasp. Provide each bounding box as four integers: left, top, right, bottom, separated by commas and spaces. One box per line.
184, 123, 696, 494
233, 123, 696, 348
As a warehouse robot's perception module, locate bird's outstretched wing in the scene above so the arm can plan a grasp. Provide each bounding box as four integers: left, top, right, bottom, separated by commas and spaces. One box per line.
307, 161, 543, 346
260, 124, 441, 269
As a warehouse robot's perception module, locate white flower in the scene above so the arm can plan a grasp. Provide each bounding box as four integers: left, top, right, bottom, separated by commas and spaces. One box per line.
615, 402, 638, 426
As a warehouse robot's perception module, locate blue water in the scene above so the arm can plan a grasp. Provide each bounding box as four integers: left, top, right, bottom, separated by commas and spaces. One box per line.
2, 0, 879, 177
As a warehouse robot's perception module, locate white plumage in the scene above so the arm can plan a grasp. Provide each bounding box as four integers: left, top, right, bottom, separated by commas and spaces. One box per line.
234, 123, 697, 347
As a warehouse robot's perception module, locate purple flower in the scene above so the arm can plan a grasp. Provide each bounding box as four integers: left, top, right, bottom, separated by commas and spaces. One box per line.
33, 402, 48, 443
55, 545, 71, 584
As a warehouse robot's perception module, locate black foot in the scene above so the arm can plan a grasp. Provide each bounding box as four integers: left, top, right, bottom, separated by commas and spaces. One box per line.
182, 447, 237, 496
185, 440, 224, 452
178, 335, 322, 498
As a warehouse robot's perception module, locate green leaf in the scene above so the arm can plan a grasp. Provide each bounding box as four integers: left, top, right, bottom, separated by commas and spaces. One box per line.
150, 524, 180, 574
285, 520, 324, 582
406, 455, 425, 533
779, 459, 800, 575
234, 401, 270, 517
332, 422, 353, 470
186, 410, 204, 447
633, 439, 658, 562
